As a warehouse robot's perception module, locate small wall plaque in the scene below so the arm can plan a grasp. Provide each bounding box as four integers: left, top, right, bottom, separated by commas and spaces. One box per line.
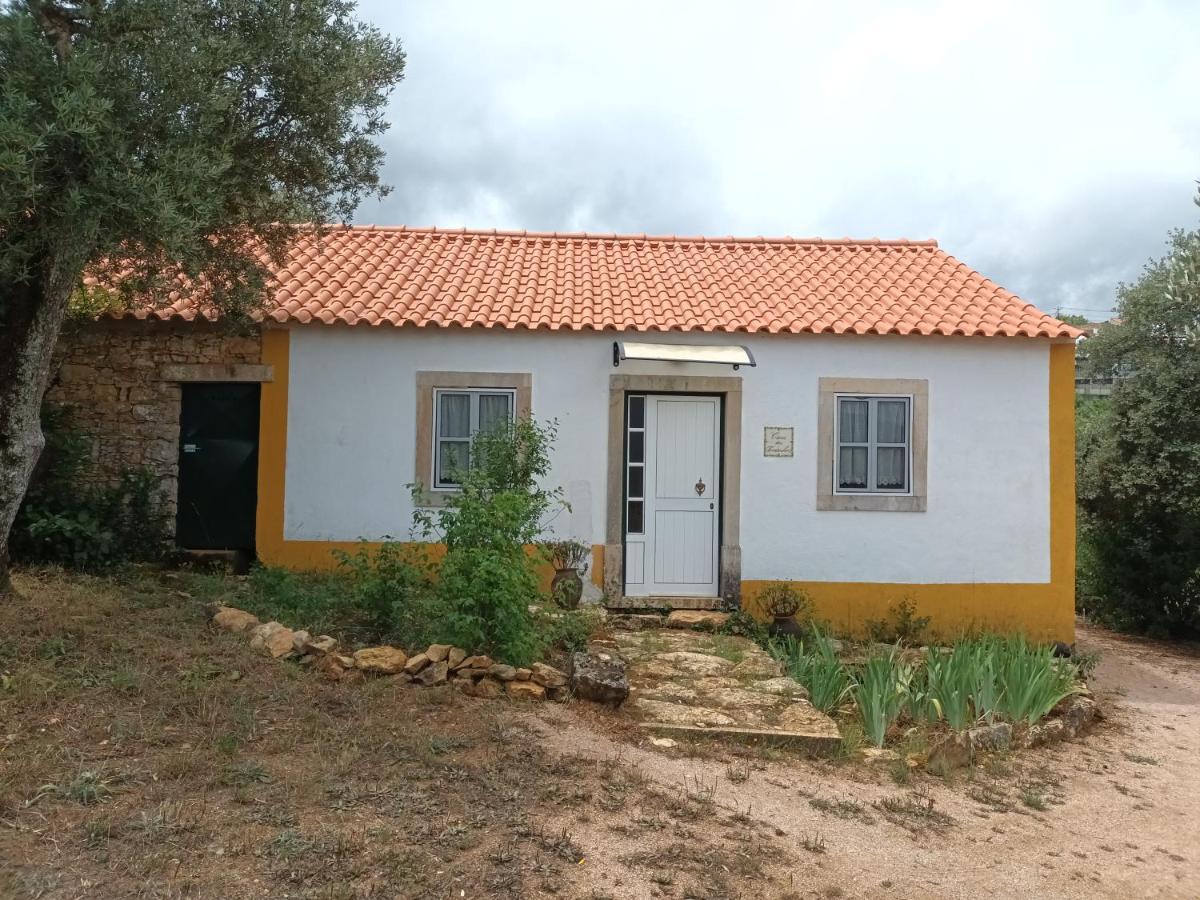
763, 426, 794, 458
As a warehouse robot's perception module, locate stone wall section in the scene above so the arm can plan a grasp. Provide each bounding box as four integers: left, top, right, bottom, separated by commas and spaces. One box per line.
45, 321, 263, 531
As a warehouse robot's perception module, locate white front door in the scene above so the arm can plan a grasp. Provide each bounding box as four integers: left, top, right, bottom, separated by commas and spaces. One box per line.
624, 394, 721, 598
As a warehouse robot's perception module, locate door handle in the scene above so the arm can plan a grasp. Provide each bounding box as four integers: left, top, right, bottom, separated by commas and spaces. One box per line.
183, 443, 200, 453
708, 502, 714, 510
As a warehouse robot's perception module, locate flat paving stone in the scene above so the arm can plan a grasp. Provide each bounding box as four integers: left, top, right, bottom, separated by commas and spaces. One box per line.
616, 628, 841, 755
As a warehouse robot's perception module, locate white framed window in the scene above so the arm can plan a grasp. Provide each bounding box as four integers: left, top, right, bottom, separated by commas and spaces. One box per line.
433, 388, 516, 488
834, 394, 912, 494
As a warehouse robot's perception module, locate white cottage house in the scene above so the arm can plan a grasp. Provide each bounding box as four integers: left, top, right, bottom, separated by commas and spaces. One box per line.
79, 225, 1080, 640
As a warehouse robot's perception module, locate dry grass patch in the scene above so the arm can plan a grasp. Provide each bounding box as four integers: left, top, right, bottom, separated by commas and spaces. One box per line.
1, 568, 808, 899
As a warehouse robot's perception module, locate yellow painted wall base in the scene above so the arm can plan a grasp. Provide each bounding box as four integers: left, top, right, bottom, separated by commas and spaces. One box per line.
742, 580, 1075, 643
258, 539, 606, 592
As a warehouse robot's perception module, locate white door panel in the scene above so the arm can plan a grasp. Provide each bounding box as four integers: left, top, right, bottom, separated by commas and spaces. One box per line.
625, 395, 721, 597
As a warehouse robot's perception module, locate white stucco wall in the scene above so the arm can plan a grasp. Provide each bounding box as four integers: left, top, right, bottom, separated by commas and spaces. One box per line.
284, 327, 1051, 584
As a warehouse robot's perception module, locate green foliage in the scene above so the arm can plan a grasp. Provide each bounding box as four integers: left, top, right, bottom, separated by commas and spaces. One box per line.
1055, 312, 1092, 327
11, 405, 167, 568
216, 421, 600, 661
854, 648, 912, 748
0, 0, 406, 318
412, 419, 564, 666
717, 610, 771, 647
332, 541, 439, 645
228, 566, 357, 639
533, 605, 603, 656
916, 636, 1077, 730
758, 582, 812, 619
863, 597, 932, 645
992, 637, 1077, 725
768, 627, 852, 714
1077, 225, 1200, 637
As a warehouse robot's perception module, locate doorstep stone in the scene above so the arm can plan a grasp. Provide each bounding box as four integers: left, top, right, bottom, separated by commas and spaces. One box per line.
665, 610, 730, 630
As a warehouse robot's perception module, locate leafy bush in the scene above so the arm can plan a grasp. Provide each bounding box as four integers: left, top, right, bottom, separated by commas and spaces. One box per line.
411, 418, 564, 666
11, 405, 168, 569
234, 566, 359, 639
863, 597, 931, 645
332, 541, 440, 645
717, 610, 771, 647
769, 627, 852, 714
1077, 226, 1200, 637
534, 604, 602, 655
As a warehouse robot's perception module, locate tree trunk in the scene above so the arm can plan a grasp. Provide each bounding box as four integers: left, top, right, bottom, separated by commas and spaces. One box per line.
0, 251, 81, 595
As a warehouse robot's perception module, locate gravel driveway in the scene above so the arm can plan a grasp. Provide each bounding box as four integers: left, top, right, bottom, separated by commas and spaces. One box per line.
534, 622, 1200, 899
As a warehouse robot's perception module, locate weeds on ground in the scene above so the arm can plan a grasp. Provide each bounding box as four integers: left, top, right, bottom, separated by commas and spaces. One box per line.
874, 790, 955, 831
1020, 788, 1048, 811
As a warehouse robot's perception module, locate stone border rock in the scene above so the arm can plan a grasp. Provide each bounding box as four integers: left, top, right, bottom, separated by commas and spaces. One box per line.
922, 688, 1103, 772
211, 605, 574, 703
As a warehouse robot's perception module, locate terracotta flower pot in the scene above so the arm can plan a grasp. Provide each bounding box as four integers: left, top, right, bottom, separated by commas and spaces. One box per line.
551, 567, 583, 610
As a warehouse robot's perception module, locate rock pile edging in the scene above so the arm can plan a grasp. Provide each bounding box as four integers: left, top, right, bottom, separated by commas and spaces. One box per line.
212, 605, 584, 703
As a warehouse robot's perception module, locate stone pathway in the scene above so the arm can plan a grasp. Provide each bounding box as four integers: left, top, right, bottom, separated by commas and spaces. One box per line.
613, 628, 841, 753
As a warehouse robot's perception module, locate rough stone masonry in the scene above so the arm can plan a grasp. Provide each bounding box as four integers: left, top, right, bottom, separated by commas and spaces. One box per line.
45, 319, 263, 531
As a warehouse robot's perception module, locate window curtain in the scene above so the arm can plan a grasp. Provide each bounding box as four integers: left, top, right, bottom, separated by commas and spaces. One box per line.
839, 399, 868, 442
876, 447, 906, 489
439, 393, 470, 437
876, 400, 907, 443
838, 447, 868, 488
478, 393, 512, 433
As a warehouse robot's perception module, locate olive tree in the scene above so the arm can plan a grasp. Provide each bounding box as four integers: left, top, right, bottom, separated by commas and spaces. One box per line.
0, 0, 405, 590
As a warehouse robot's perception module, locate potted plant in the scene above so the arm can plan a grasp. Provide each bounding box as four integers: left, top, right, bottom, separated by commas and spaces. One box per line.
543, 539, 591, 609
761, 582, 811, 639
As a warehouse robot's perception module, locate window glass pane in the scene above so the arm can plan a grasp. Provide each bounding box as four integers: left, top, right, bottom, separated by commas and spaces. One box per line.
627, 465, 644, 499
438, 393, 470, 438
839, 399, 868, 443
628, 396, 645, 429
877, 400, 907, 444
628, 430, 644, 464
437, 440, 470, 485
627, 500, 644, 534
838, 446, 868, 489
478, 393, 512, 433
876, 447, 907, 490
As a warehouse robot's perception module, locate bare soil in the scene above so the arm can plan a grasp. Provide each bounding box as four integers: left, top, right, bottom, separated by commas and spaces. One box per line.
2, 570, 1197, 899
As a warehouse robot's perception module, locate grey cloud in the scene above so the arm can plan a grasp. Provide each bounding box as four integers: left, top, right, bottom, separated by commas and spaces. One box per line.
351, 1, 1200, 319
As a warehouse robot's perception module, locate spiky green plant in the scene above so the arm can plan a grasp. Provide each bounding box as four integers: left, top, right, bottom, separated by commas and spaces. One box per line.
768, 627, 852, 714
922, 645, 973, 730
993, 636, 1077, 724
854, 649, 911, 748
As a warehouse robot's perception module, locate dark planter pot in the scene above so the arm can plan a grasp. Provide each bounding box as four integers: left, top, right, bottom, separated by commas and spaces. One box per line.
769, 615, 803, 639
551, 567, 584, 610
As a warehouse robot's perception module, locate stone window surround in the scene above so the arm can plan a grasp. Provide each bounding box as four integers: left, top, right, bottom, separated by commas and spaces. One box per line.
413, 371, 533, 507
604, 373, 743, 605
816, 377, 928, 512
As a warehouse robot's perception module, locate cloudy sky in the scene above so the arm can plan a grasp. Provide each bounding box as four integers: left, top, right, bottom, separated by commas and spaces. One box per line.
355, 1, 1200, 319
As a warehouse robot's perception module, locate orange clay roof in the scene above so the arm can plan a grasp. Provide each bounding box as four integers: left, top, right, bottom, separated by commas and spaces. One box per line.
119, 225, 1081, 339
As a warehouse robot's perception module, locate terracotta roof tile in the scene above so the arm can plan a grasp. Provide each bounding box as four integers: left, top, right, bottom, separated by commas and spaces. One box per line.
113, 225, 1081, 339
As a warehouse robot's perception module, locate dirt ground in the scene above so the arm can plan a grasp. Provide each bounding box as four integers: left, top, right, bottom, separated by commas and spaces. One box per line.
2, 570, 1198, 899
